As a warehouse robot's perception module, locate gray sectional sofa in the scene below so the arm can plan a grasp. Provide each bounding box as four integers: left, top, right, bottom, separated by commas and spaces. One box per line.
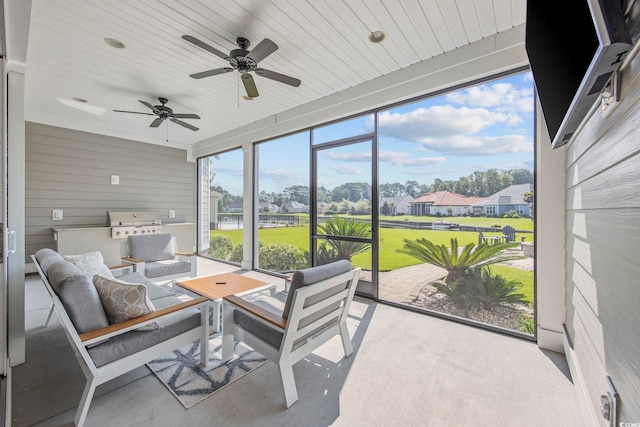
32, 248, 209, 427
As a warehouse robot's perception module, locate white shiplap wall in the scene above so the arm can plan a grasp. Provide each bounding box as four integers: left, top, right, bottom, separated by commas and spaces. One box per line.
25, 122, 196, 263
564, 41, 640, 424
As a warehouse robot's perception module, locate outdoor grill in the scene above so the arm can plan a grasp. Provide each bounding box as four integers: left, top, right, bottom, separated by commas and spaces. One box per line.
107, 211, 163, 239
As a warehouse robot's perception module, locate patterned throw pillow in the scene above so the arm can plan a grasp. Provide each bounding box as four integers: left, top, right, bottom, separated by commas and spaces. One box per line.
64, 251, 115, 279
92, 275, 159, 331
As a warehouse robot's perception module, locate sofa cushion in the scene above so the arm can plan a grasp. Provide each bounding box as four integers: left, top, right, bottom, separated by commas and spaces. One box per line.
46, 261, 109, 334
93, 275, 159, 331
127, 233, 175, 262
34, 248, 65, 276
64, 251, 115, 279
87, 296, 201, 367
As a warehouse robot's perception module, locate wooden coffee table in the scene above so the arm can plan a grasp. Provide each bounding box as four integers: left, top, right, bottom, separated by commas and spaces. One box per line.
175, 272, 276, 335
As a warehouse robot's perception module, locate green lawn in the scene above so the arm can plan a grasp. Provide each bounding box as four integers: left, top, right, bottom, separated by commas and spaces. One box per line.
212, 222, 534, 304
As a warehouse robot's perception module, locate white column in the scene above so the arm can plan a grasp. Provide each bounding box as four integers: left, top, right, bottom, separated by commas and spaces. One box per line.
6, 66, 26, 365
241, 143, 257, 270
535, 100, 567, 352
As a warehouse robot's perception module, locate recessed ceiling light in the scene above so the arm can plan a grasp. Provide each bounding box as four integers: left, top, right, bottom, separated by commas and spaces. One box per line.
72, 97, 87, 103
57, 98, 106, 116
104, 38, 125, 49
368, 30, 386, 43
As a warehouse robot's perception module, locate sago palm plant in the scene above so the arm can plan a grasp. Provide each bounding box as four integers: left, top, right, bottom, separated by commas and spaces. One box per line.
397, 237, 523, 285
456, 266, 528, 311
317, 216, 372, 260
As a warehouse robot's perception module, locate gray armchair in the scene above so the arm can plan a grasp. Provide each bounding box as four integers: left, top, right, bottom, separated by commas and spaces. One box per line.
123, 233, 196, 284
221, 260, 360, 407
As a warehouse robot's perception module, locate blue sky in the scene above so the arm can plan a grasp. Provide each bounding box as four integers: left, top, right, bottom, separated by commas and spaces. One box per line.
211, 71, 534, 196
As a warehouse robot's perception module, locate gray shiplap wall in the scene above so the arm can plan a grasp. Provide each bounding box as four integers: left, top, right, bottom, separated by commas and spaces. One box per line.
564, 40, 640, 423
25, 122, 195, 263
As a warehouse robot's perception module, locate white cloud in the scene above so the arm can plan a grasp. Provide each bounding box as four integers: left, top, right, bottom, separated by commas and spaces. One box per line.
260, 168, 304, 180
211, 164, 243, 176
379, 105, 508, 139
324, 151, 371, 162
332, 165, 362, 175
445, 82, 533, 113
416, 134, 533, 155
379, 151, 446, 166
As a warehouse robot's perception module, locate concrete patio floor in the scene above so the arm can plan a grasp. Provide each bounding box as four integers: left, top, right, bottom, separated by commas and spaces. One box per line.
12, 256, 581, 427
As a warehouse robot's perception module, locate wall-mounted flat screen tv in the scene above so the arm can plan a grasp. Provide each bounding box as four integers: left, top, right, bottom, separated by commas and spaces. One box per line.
526, 0, 632, 149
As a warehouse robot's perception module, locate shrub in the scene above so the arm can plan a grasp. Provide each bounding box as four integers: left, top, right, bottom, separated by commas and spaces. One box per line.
259, 243, 305, 271
208, 234, 233, 259
229, 243, 244, 263
431, 280, 476, 314
229, 241, 265, 263
517, 313, 535, 335
456, 266, 528, 311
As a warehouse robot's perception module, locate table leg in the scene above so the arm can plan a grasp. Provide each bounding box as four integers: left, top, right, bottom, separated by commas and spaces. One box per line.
201, 303, 210, 367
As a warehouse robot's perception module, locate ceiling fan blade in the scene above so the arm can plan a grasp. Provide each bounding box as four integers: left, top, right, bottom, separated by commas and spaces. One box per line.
170, 117, 199, 131
172, 113, 200, 119
150, 117, 164, 128
139, 100, 161, 114
189, 68, 235, 79
246, 38, 278, 63
113, 110, 155, 115
241, 74, 259, 98
182, 35, 229, 60
255, 68, 301, 87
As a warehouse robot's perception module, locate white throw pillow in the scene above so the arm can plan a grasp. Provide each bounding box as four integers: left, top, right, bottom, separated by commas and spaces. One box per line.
64, 251, 115, 279
93, 275, 159, 331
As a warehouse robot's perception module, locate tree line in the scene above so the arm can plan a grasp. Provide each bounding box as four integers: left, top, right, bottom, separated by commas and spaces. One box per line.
215, 168, 533, 207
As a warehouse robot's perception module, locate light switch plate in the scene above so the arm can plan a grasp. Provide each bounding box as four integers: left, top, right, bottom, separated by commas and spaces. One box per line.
168, 209, 176, 219
52, 209, 63, 220
111, 175, 120, 185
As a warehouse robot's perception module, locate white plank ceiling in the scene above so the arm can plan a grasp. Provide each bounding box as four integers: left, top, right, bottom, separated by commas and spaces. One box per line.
24, 0, 526, 149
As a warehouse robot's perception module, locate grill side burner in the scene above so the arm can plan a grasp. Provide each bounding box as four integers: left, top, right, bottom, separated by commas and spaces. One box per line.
107, 211, 163, 239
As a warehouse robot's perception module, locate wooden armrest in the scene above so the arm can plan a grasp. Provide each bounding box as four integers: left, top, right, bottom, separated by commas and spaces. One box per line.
79, 296, 209, 343
224, 294, 287, 329
175, 251, 196, 257
109, 263, 133, 270
122, 257, 143, 263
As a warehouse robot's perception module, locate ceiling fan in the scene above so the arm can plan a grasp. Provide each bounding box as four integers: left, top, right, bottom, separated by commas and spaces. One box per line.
182, 35, 301, 98
113, 97, 200, 131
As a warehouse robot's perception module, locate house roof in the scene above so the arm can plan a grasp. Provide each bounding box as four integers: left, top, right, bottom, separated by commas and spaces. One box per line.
380, 195, 414, 205
410, 191, 485, 207
474, 184, 533, 206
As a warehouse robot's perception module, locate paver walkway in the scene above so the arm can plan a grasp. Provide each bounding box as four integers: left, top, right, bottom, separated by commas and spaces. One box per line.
378, 263, 447, 303
377, 252, 533, 303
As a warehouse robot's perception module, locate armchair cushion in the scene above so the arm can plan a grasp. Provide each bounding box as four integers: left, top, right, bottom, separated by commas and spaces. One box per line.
127, 233, 175, 262
283, 260, 352, 319
64, 251, 115, 279
45, 260, 109, 334
233, 293, 287, 349
93, 275, 159, 331
143, 260, 191, 278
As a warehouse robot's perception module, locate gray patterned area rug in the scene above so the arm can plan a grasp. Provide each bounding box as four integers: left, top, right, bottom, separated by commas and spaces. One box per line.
147, 337, 268, 409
